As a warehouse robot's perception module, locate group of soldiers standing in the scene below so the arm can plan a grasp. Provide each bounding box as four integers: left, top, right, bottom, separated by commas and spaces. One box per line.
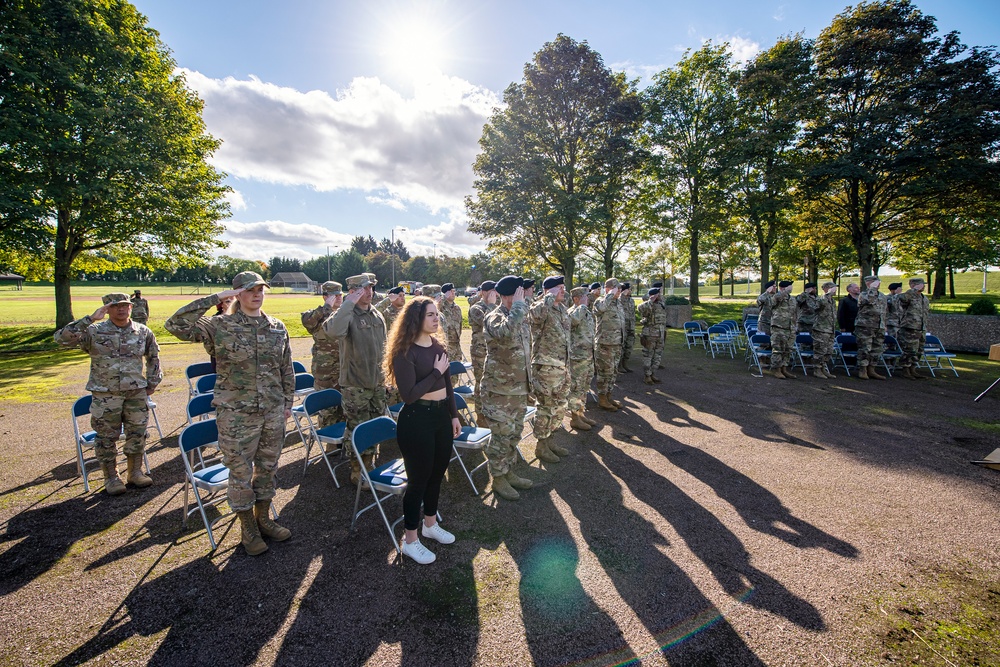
755, 276, 932, 380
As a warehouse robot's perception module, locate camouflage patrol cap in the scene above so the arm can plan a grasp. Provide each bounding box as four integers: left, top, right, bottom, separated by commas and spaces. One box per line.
570, 286, 587, 298
821, 281, 837, 290
233, 271, 269, 290
321, 281, 343, 295
102, 292, 131, 307
421, 284, 442, 297
863, 275, 879, 283
909, 277, 925, 285
346, 274, 374, 290
363, 272, 378, 286
604, 278, 619, 289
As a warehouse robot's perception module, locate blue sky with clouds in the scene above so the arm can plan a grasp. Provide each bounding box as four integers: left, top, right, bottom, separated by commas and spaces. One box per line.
130, 0, 999, 263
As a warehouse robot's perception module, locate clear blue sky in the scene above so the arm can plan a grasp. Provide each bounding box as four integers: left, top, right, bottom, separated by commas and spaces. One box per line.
130, 0, 1000, 263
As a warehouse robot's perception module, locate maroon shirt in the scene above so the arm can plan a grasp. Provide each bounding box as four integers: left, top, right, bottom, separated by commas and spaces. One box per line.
392, 339, 458, 419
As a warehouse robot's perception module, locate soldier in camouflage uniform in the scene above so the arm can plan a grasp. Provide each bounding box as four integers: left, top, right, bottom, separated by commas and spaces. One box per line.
326, 273, 388, 484
567, 286, 597, 431
129, 290, 149, 325
637, 287, 667, 384
165, 272, 294, 556
617, 282, 636, 373
301, 281, 343, 434
587, 282, 602, 313
593, 278, 624, 411
438, 282, 465, 362
528, 276, 572, 463
756, 280, 776, 338
884, 282, 903, 339
811, 282, 838, 379
375, 286, 406, 332
481, 276, 533, 501
468, 280, 497, 426
854, 275, 888, 380
795, 283, 819, 334
522, 278, 535, 303
55, 292, 162, 495
896, 278, 930, 380
768, 281, 799, 379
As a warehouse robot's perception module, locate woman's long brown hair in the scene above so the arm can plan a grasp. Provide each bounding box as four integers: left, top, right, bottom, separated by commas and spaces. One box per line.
382, 296, 435, 387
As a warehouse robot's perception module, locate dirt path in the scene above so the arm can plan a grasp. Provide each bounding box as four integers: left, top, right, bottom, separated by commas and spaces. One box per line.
1, 334, 998, 666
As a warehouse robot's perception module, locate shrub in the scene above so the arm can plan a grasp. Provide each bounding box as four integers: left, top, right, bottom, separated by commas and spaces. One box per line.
966, 298, 999, 316
661, 295, 690, 306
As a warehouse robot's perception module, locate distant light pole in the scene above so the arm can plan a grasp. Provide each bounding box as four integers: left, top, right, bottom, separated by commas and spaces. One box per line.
984, 268, 989, 294
391, 227, 407, 286
326, 245, 339, 281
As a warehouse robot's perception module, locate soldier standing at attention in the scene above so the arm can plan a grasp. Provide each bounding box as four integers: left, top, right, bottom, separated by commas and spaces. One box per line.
301, 281, 343, 435
165, 272, 294, 556
587, 282, 602, 313
375, 286, 406, 332
325, 274, 389, 485
481, 276, 534, 501
129, 290, 149, 325
812, 282, 838, 379
522, 279, 536, 303
594, 278, 624, 411
885, 282, 903, 339
637, 287, 667, 384
795, 283, 819, 334
896, 278, 930, 380
768, 280, 798, 379
468, 280, 497, 427
438, 282, 465, 362
56, 292, 162, 495
528, 276, 572, 463
756, 280, 776, 337
567, 286, 597, 431
854, 275, 888, 380
617, 282, 636, 373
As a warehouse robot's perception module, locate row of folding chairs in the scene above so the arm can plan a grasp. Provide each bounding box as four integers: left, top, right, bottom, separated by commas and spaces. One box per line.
185, 360, 313, 398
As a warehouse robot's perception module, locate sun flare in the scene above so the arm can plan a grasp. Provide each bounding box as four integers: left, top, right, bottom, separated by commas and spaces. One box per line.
380, 14, 450, 81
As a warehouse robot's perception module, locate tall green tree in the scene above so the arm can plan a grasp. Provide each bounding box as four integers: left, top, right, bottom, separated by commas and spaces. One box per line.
467, 34, 638, 287
1, 0, 230, 327
644, 42, 739, 304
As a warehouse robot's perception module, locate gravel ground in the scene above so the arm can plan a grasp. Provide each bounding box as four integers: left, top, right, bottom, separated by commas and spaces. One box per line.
1, 333, 998, 666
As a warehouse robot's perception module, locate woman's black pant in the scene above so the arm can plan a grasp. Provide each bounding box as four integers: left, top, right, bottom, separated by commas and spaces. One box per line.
396, 402, 453, 531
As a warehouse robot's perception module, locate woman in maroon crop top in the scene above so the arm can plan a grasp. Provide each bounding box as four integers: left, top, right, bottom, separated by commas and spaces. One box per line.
383, 296, 461, 564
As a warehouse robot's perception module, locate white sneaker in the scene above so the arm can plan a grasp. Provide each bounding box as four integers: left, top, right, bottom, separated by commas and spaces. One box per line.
421, 522, 456, 544
401, 538, 436, 564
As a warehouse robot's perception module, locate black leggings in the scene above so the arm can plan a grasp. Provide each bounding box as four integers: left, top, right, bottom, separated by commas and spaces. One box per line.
396, 402, 454, 531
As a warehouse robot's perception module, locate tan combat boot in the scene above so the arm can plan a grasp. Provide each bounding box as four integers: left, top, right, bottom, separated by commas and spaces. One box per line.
548, 438, 570, 457
857, 365, 869, 380
491, 475, 520, 501
643, 375, 655, 385
504, 469, 533, 490
581, 410, 598, 426
535, 438, 560, 463
610, 395, 623, 408
102, 460, 126, 496
781, 366, 798, 379
125, 453, 153, 488
238, 509, 268, 555
869, 367, 887, 380
651, 374, 663, 384
255, 500, 291, 541
769, 367, 785, 379
598, 393, 619, 411
570, 410, 592, 431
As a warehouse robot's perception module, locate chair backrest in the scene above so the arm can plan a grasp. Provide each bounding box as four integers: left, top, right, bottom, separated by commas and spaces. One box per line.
448, 360, 468, 376
721, 319, 738, 329
187, 393, 216, 423
683, 321, 699, 331
72, 395, 93, 418
883, 334, 900, 350
185, 362, 215, 381
835, 333, 857, 351
750, 333, 770, 349
304, 387, 342, 415
795, 332, 813, 346
196, 374, 217, 394
294, 373, 315, 391
925, 333, 945, 350
352, 416, 397, 456
293, 360, 307, 374
178, 419, 219, 455
707, 325, 727, 335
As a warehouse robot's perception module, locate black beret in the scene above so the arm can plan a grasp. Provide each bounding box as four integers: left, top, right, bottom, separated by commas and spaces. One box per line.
888, 282, 902, 291
764, 280, 776, 288
441, 283, 455, 293
388, 286, 404, 295
479, 280, 496, 292
589, 282, 601, 291
778, 280, 793, 288
621, 282, 631, 290
521, 279, 535, 289
804, 282, 817, 289
652, 281, 663, 288
542, 275, 564, 290
648, 287, 660, 296
495, 275, 523, 296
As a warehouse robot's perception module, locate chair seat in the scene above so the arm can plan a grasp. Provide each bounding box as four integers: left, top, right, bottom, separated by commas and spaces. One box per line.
524, 406, 537, 420
388, 402, 405, 419
316, 422, 347, 443
193, 463, 229, 487
290, 404, 306, 414
81, 430, 97, 443
369, 458, 408, 488
454, 385, 473, 395
455, 426, 490, 447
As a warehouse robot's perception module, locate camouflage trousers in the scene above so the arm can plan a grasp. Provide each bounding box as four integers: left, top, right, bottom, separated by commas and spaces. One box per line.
312, 373, 343, 429
216, 405, 285, 512
595, 344, 620, 394
91, 389, 149, 464
854, 325, 884, 367
471, 351, 486, 413
342, 385, 388, 461
311, 351, 340, 392
898, 328, 924, 368
812, 330, 835, 368
447, 337, 465, 363
770, 327, 794, 368
531, 363, 569, 440
481, 391, 527, 477
567, 356, 594, 412
620, 329, 635, 366
640, 333, 664, 377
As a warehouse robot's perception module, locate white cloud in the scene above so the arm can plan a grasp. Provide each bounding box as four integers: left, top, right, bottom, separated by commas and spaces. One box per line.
365, 195, 408, 211
773, 5, 786, 21
610, 60, 672, 87
223, 189, 247, 211
394, 213, 484, 258
221, 220, 353, 261
181, 69, 499, 215
725, 35, 762, 63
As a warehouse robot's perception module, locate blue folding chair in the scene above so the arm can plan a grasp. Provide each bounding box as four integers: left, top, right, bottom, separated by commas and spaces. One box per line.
881, 334, 903, 376
350, 416, 408, 558
794, 332, 814, 376
747, 334, 773, 378
451, 394, 491, 494
683, 321, 708, 349
71, 395, 153, 493
449, 360, 475, 400
177, 419, 228, 550
293, 372, 316, 401
707, 325, 736, 358
292, 388, 348, 487
195, 373, 216, 395
186, 392, 216, 425
922, 333, 959, 377
834, 333, 858, 376
185, 361, 215, 397
293, 360, 307, 374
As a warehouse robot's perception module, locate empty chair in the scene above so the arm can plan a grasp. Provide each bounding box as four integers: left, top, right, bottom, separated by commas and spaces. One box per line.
881, 334, 903, 376
293, 372, 316, 401
293, 360, 307, 374
292, 388, 349, 487
195, 373, 216, 396
186, 392, 216, 425
185, 361, 215, 397
450, 394, 491, 494
350, 416, 408, 558
922, 333, 959, 377
794, 332, 814, 376
449, 360, 475, 399
834, 333, 858, 376
683, 321, 708, 349
706, 325, 736, 359
747, 334, 773, 378
177, 419, 227, 549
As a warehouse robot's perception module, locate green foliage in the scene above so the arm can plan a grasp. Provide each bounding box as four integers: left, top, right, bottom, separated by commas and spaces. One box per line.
966, 297, 998, 316
661, 295, 690, 305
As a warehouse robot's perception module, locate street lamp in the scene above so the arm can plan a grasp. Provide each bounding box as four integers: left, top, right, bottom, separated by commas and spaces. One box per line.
391, 227, 407, 286
326, 245, 339, 281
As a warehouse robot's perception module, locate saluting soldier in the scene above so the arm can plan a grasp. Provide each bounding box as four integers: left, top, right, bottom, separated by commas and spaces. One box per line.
768, 280, 798, 379
587, 282, 602, 313
854, 275, 888, 380
757, 280, 777, 337
795, 283, 819, 334
468, 279, 497, 426
129, 290, 150, 325
567, 286, 597, 431
528, 276, 571, 464
812, 282, 838, 379
301, 281, 344, 434
896, 278, 930, 380
55, 292, 162, 495
637, 287, 667, 384
375, 286, 406, 332
438, 282, 465, 362
593, 278, 624, 411
885, 282, 904, 339
617, 282, 636, 373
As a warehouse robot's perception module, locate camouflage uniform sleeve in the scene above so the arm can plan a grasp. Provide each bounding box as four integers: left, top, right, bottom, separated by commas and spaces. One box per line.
637, 300, 652, 322
54, 315, 95, 350
324, 301, 354, 339
280, 325, 295, 410
593, 295, 609, 314
301, 303, 333, 334
144, 328, 163, 389
469, 303, 486, 328
528, 293, 554, 325
485, 300, 529, 339
165, 295, 219, 344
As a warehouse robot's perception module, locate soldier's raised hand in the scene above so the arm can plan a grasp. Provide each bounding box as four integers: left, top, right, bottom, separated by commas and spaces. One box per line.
90, 305, 109, 321
512, 286, 525, 303
217, 288, 243, 300
433, 352, 449, 374
345, 289, 363, 304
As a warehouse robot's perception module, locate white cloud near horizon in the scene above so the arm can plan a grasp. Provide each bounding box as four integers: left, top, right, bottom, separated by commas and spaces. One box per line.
181, 69, 500, 215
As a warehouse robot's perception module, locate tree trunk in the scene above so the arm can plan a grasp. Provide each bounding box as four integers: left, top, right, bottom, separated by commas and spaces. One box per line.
729, 270, 735, 296
688, 228, 700, 304
561, 254, 575, 292
932, 260, 947, 298
759, 244, 771, 288
54, 208, 76, 329
948, 266, 955, 299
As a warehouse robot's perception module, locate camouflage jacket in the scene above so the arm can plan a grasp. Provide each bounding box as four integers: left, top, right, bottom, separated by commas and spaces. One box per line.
897, 289, 929, 332
374, 298, 403, 332
439, 299, 463, 344
301, 302, 340, 368
756, 292, 773, 326
55, 317, 162, 394
481, 300, 531, 396
768, 289, 798, 331
813, 294, 837, 334
468, 300, 496, 359
568, 304, 596, 362
637, 298, 668, 337
855, 287, 887, 330
795, 292, 819, 328
885, 293, 902, 330
593, 293, 624, 345
130, 297, 149, 322
165, 295, 293, 412
529, 293, 570, 367
618, 294, 636, 333
324, 301, 387, 389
